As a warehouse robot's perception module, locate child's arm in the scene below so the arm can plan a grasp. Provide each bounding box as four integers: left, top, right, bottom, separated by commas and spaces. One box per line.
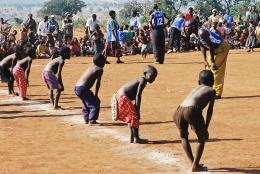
95, 69, 104, 97
57, 60, 65, 91
135, 78, 147, 119
205, 90, 216, 139
25, 59, 32, 86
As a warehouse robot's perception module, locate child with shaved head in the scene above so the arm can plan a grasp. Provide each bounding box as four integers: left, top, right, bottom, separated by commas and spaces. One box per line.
112, 65, 157, 144
173, 70, 216, 172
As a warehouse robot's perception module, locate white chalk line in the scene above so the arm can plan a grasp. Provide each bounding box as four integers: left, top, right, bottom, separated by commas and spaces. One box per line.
0, 89, 213, 173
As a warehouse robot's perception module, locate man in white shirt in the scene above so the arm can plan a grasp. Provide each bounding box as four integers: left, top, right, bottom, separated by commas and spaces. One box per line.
129, 10, 141, 30
37, 16, 49, 39
86, 14, 100, 34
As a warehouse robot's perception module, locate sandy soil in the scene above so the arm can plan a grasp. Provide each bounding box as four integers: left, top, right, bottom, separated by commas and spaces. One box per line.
0, 49, 260, 174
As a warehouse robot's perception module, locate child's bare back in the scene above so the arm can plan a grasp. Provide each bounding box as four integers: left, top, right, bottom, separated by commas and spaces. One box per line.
16, 57, 32, 70
44, 57, 64, 74
0, 53, 17, 69
181, 85, 216, 110
75, 64, 103, 89
118, 77, 146, 101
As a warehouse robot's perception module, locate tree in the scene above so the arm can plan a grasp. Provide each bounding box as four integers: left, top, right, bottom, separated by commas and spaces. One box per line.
195, 0, 222, 17
154, 0, 189, 17
38, 0, 86, 16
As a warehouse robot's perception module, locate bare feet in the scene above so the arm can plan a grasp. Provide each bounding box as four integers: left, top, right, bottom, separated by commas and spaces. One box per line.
22, 97, 30, 101
88, 121, 102, 126
53, 106, 62, 110
134, 138, 148, 144
191, 164, 208, 172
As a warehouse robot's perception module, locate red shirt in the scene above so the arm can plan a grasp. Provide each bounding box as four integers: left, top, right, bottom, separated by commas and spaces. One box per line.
184, 12, 193, 21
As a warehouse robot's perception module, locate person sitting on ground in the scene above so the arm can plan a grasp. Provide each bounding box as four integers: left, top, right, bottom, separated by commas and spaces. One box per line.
173, 70, 216, 172
69, 37, 81, 57
42, 46, 71, 109
112, 65, 157, 144
13, 47, 36, 100
74, 54, 106, 125
36, 39, 51, 58
0, 45, 24, 95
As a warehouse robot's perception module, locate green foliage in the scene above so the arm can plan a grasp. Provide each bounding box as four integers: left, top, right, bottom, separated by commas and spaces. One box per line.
154, 0, 189, 17
14, 18, 23, 24
195, 0, 222, 17
230, 0, 250, 19
117, 0, 152, 25
38, 0, 86, 16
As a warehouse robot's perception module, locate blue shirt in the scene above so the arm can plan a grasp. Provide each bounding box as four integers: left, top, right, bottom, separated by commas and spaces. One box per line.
224, 15, 233, 28
171, 17, 185, 30
106, 19, 119, 42
118, 31, 126, 42
200, 30, 223, 49
49, 20, 59, 33
151, 9, 165, 29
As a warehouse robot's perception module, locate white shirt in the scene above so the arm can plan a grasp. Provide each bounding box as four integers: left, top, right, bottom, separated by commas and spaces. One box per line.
86, 18, 101, 32
130, 16, 141, 29
37, 21, 49, 37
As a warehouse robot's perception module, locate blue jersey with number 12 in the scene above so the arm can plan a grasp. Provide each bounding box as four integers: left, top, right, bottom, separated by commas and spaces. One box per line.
153, 10, 165, 29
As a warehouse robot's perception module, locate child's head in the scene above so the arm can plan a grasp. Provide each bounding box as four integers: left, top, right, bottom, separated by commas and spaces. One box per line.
26, 47, 36, 59
124, 24, 129, 30
60, 46, 71, 60
143, 65, 157, 83
109, 10, 116, 19
14, 44, 24, 59
199, 70, 214, 87
93, 53, 106, 68
94, 24, 100, 31
120, 26, 124, 31
218, 22, 223, 27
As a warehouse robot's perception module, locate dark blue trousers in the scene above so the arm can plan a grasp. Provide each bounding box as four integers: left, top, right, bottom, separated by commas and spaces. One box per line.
74, 86, 100, 123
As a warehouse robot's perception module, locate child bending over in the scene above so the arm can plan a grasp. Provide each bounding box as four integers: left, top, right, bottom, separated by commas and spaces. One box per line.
112, 65, 157, 143
173, 70, 216, 172
42, 46, 71, 109
74, 54, 106, 125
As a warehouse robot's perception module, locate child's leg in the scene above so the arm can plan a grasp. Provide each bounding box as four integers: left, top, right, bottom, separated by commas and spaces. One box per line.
129, 124, 134, 143
49, 90, 54, 106
87, 95, 100, 124
15, 68, 28, 100
8, 80, 15, 95
181, 137, 194, 164
54, 89, 61, 109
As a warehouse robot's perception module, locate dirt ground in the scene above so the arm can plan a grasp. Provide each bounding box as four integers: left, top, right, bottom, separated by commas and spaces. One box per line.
0, 49, 260, 174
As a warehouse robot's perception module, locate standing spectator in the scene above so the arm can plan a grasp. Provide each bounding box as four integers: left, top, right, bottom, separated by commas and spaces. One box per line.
224, 10, 233, 29
208, 9, 220, 27
130, 10, 141, 30
49, 15, 59, 33
184, 7, 194, 22
0, 18, 11, 43
91, 24, 104, 55
62, 13, 74, 43
251, 5, 259, 26
104, 10, 123, 64
23, 14, 37, 33
167, 14, 185, 53
150, 4, 169, 64
37, 16, 49, 40
246, 6, 253, 25
86, 14, 101, 35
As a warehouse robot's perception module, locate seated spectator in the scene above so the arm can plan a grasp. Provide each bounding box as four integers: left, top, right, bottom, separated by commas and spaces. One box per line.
53, 26, 64, 42
69, 37, 81, 57
36, 39, 50, 58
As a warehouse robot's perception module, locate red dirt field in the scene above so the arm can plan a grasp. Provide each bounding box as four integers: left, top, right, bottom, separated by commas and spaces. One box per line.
0, 49, 260, 174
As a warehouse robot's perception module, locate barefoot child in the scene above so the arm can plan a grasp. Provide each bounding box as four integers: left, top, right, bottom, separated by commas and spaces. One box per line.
0, 45, 24, 95
13, 48, 36, 100
113, 65, 157, 143
173, 70, 216, 172
74, 54, 105, 125
42, 46, 71, 109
